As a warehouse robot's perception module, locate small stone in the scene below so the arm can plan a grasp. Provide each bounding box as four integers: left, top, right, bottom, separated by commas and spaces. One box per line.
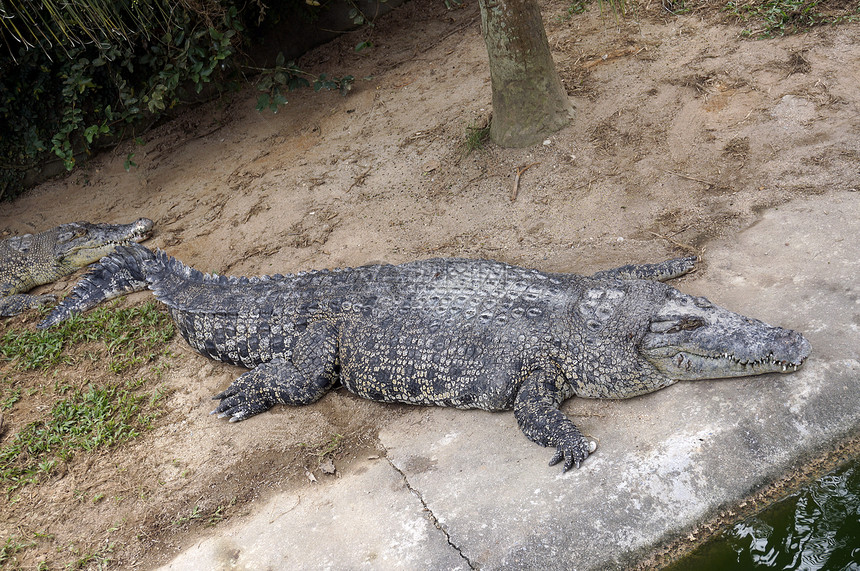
320, 458, 336, 475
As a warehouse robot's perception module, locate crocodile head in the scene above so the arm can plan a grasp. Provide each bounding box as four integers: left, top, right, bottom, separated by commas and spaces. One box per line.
54, 218, 154, 270
640, 287, 811, 380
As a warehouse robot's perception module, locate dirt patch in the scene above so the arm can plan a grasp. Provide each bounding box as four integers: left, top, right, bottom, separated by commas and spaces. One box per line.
1, 0, 858, 567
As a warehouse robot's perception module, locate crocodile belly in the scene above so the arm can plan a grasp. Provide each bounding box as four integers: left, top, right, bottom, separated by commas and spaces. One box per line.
337, 325, 519, 411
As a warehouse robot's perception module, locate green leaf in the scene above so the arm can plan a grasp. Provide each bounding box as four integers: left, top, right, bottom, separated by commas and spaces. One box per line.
340, 76, 355, 95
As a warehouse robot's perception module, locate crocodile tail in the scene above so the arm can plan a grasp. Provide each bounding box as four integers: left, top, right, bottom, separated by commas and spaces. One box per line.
144, 249, 283, 313
37, 243, 157, 329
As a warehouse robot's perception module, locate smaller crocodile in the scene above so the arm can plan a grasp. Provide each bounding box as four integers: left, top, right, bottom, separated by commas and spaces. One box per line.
0, 218, 153, 317
42, 244, 811, 471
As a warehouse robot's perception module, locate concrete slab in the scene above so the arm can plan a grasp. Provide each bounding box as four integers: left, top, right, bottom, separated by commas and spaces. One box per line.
159, 192, 859, 570
161, 458, 470, 570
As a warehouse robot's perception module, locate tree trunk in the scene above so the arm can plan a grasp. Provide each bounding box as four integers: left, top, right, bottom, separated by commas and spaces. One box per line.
478, 0, 573, 147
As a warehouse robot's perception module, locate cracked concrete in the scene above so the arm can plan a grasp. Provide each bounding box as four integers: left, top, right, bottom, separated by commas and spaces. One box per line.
162, 456, 470, 570
160, 191, 859, 570
385, 453, 477, 569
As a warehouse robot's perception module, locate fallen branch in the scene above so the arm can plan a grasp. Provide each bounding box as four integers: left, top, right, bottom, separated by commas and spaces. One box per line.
511, 162, 540, 202
665, 170, 719, 187
649, 231, 698, 253
582, 46, 645, 69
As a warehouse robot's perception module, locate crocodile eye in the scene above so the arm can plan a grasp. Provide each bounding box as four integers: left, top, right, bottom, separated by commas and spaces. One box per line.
649, 320, 674, 333
665, 317, 705, 333
650, 317, 705, 333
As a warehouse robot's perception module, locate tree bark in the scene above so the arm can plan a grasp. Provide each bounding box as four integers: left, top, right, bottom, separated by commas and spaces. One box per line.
478, 0, 573, 147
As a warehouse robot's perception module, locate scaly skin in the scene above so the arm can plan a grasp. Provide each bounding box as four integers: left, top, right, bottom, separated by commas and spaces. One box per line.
0, 219, 153, 317
43, 244, 811, 471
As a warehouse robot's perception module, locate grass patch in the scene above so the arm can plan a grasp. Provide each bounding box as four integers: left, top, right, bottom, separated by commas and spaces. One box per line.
0, 535, 37, 566
0, 381, 167, 491
554, 0, 858, 36
463, 122, 491, 155
0, 302, 175, 492
562, 0, 592, 17
725, 0, 859, 37
172, 499, 234, 528
315, 433, 344, 459
0, 301, 174, 372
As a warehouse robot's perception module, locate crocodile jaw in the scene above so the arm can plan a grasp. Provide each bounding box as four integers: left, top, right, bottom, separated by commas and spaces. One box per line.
642, 341, 810, 380
639, 290, 811, 381
58, 218, 154, 267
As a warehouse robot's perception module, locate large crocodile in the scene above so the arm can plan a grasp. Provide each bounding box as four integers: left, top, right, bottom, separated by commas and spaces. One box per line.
0, 219, 153, 317
42, 244, 811, 470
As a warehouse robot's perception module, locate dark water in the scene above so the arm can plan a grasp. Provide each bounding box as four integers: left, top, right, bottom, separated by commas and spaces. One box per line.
667, 460, 860, 570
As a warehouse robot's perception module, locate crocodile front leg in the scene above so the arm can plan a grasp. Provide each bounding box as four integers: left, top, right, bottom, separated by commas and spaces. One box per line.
0, 293, 56, 317
212, 321, 339, 421
513, 369, 597, 471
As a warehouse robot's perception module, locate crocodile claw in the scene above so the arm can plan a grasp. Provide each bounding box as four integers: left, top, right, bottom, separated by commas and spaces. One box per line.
210, 383, 270, 422
548, 438, 598, 472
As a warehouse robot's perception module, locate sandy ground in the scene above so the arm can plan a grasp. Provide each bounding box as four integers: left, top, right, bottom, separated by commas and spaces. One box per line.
0, 0, 858, 567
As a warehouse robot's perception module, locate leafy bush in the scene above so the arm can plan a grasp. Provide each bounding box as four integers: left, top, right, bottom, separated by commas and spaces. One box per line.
0, 0, 354, 200
0, 1, 252, 199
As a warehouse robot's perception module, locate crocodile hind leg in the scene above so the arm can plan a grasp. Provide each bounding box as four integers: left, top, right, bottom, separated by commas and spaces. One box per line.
513, 368, 598, 471
590, 256, 698, 282
212, 321, 339, 422
0, 293, 56, 317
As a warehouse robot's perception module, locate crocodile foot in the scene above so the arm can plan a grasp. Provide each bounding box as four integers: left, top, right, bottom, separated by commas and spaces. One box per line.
211, 365, 283, 422
549, 436, 598, 472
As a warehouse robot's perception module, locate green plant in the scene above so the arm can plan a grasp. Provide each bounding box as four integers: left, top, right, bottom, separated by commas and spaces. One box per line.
1, 387, 21, 410
0, 301, 174, 372
0, 1, 254, 199
723, 0, 850, 37
0, 535, 36, 566
254, 52, 354, 113
69, 541, 115, 570
314, 433, 344, 458
566, 0, 592, 16
598, 0, 630, 19
172, 501, 231, 527
0, 302, 174, 491
172, 504, 203, 526
463, 122, 491, 154
0, 0, 373, 199
0, 380, 165, 491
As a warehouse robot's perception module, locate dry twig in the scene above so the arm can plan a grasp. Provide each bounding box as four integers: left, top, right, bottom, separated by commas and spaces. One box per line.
649, 231, 698, 253
665, 170, 719, 187
511, 162, 540, 202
